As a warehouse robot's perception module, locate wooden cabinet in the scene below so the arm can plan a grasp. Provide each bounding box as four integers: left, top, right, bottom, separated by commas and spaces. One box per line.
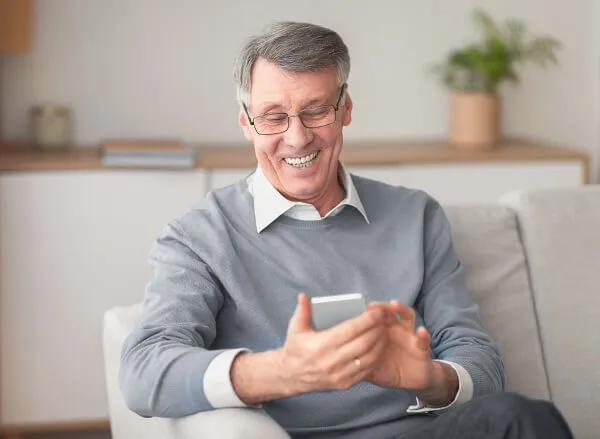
347, 162, 584, 204
201, 140, 590, 201
208, 161, 585, 204
0, 0, 32, 53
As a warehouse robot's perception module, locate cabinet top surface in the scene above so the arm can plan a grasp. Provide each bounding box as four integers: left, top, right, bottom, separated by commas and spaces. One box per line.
0, 139, 589, 174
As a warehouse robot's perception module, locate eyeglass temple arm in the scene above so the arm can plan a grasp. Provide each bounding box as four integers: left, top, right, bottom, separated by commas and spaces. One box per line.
335, 84, 347, 110
242, 102, 255, 125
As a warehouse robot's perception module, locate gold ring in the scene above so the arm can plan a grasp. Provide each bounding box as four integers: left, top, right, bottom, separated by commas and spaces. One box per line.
354, 357, 361, 368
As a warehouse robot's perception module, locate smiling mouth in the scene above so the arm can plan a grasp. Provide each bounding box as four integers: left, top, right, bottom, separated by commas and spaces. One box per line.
284, 151, 320, 168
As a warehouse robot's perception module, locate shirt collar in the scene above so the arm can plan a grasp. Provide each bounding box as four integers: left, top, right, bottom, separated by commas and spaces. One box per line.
247, 163, 369, 233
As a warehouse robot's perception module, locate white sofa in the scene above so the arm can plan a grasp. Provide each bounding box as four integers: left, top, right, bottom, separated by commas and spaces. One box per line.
103, 186, 600, 439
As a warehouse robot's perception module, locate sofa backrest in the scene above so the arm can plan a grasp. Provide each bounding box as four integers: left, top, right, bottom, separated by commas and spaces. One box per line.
501, 186, 600, 439
444, 205, 550, 400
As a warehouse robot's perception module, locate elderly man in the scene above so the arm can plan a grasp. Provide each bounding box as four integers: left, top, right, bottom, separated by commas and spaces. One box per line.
119, 21, 573, 439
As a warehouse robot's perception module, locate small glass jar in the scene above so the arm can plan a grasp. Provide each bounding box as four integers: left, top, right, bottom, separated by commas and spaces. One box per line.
29, 105, 73, 150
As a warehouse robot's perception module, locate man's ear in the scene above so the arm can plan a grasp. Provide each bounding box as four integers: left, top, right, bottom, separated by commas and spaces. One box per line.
342, 91, 353, 127
239, 105, 253, 142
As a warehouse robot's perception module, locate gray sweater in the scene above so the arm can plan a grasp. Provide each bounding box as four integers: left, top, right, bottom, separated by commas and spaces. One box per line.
119, 175, 504, 438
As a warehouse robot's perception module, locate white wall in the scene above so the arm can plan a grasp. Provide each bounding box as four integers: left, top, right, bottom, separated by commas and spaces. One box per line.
1, 0, 598, 180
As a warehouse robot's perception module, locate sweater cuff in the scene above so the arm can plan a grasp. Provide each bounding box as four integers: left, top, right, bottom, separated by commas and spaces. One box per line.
203, 349, 253, 408
407, 360, 473, 413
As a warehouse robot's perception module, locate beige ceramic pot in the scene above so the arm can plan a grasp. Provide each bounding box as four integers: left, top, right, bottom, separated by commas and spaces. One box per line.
449, 92, 500, 148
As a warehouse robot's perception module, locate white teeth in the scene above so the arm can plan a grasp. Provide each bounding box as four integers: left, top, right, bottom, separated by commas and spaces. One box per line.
284, 151, 319, 167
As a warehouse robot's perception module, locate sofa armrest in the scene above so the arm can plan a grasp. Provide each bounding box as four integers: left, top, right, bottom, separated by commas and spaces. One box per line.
169, 408, 291, 439
103, 304, 291, 439
500, 186, 600, 439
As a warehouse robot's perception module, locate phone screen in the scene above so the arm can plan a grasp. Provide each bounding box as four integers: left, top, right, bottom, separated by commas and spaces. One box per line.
310, 293, 367, 330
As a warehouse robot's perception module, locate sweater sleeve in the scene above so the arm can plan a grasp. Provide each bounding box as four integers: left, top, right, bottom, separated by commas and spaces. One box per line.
415, 196, 506, 398
118, 221, 246, 418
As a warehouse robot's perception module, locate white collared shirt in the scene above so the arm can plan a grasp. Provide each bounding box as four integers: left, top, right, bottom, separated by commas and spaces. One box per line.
246, 162, 369, 233
203, 163, 473, 412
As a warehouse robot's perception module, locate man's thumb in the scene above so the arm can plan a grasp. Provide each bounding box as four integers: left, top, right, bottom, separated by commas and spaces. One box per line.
288, 293, 313, 333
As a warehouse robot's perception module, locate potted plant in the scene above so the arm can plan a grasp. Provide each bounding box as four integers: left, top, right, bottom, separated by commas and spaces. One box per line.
432, 9, 562, 148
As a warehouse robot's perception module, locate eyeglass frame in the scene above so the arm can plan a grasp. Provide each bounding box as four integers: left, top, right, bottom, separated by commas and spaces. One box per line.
242, 84, 347, 135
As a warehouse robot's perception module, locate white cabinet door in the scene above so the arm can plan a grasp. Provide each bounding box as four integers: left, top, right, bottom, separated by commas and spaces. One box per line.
348, 162, 583, 205
0, 170, 207, 425
208, 169, 254, 191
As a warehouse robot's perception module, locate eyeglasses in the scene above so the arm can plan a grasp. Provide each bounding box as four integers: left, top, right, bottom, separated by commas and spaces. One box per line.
243, 85, 346, 135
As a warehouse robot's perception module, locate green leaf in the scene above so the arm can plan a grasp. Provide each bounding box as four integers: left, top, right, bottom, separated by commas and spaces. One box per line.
430, 8, 561, 92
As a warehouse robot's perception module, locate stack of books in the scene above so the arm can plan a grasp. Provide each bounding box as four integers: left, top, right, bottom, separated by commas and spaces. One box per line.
100, 140, 196, 169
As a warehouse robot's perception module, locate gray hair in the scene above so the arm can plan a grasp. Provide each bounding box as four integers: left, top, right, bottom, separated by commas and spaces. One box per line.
233, 21, 350, 106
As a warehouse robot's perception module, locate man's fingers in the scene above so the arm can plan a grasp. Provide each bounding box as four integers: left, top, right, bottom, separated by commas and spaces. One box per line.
287, 293, 313, 334
368, 302, 398, 325
370, 301, 416, 328
415, 326, 431, 352
336, 335, 387, 385
388, 300, 416, 324
326, 307, 385, 347
334, 324, 387, 365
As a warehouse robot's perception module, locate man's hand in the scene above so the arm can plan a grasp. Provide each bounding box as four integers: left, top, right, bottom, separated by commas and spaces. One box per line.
278, 293, 389, 394
365, 301, 459, 407
231, 293, 388, 404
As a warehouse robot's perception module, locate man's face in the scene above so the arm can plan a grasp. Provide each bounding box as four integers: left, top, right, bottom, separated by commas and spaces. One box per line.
239, 58, 353, 203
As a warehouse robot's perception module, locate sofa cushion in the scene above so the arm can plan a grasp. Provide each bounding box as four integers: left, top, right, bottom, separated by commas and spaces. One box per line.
444, 205, 549, 400
501, 186, 600, 439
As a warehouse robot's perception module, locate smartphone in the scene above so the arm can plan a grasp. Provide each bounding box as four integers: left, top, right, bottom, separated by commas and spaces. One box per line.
310, 293, 367, 331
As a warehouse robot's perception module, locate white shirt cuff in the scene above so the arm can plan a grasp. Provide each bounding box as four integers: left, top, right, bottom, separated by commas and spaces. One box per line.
203, 349, 253, 409
407, 360, 473, 413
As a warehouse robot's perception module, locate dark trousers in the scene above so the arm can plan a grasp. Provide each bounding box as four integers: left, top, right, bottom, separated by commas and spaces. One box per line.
397, 392, 574, 439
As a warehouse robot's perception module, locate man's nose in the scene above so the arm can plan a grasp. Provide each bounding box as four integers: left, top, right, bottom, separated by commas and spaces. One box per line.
283, 115, 313, 148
